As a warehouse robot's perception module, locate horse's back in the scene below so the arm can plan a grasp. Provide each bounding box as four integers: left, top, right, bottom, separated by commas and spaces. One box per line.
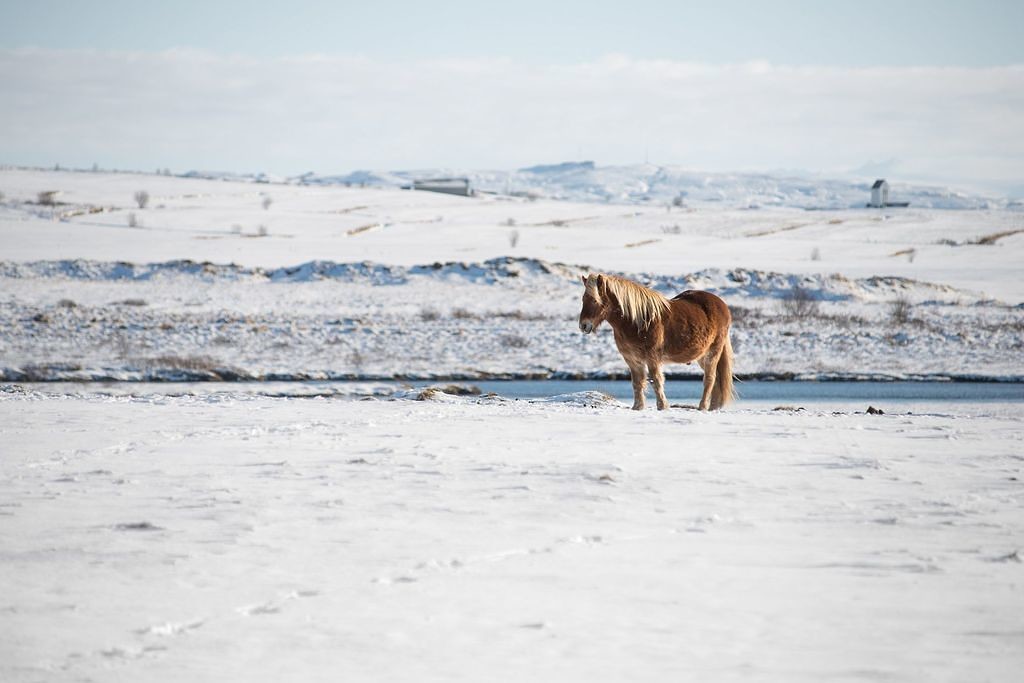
670, 290, 731, 324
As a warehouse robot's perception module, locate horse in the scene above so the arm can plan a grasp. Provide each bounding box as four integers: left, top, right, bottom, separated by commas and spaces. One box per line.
577, 273, 736, 411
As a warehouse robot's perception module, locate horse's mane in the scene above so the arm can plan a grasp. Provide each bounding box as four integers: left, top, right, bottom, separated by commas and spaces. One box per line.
591, 274, 670, 329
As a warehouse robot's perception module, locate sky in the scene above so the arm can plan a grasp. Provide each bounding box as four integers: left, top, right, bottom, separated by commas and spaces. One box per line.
2, 1, 1022, 194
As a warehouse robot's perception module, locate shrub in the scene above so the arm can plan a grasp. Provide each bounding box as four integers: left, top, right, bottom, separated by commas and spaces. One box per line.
780, 286, 821, 319
262, 195, 273, 210
134, 190, 149, 209
127, 212, 140, 228
889, 295, 912, 325
420, 308, 440, 322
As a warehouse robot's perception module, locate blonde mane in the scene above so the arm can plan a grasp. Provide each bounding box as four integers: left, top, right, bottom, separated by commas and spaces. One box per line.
589, 274, 669, 329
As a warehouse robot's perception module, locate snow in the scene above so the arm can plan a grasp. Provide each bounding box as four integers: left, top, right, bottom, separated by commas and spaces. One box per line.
1, 168, 1022, 382
1, 168, 1022, 680
1, 389, 1022, 681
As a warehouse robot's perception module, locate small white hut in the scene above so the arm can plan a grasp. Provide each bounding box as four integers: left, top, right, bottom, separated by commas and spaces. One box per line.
869, 179, 889, 208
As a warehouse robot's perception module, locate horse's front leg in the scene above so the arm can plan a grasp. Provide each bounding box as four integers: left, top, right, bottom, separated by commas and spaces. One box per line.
627, 361, 648, 410
648, 361, 668, 410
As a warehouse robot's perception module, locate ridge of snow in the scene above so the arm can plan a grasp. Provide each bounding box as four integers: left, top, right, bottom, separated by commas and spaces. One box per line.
0, 257, 986, 304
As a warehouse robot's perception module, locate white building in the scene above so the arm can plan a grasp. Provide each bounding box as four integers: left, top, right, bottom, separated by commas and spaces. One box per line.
869, 179, 889, 208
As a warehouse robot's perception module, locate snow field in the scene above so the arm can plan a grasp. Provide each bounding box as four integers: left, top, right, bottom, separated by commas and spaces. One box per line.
2, 167, 1022, 682
2, 169, 1023, 300
1, 391, 1022, 681
2, 169, 1021, 383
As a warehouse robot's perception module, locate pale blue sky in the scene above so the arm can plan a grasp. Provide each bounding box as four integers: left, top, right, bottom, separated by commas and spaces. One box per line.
3, 0, 1022, 66
2, 1, 1022, 193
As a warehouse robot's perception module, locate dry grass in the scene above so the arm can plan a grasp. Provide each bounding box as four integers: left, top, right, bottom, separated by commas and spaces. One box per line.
933, 229, 1023, 247
492, 310, 553, 321
143, 355, 221, 372
745, 223, 808, 238
500, 334, 530, 349
973, 229, 1024, 245
347, 223, 379, 237
624, 238, 661, 249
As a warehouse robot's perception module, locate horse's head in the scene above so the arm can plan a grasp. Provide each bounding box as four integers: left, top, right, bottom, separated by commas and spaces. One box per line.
578, 273, 610, 334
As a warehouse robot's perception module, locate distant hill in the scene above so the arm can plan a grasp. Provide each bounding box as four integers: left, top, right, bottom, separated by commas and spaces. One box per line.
182, 163, 1011, 210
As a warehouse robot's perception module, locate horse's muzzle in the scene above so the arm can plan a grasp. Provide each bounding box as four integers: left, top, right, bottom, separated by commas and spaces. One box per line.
580, 321, 594, 334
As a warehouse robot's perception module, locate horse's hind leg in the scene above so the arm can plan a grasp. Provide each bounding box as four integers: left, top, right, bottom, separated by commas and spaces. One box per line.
648, 361, 668, 410
627, 361, 648, 410
698, 347, 722, 411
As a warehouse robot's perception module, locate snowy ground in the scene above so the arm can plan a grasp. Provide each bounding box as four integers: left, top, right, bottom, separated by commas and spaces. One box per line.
2, 168, 1023, 681
1, 387, 1022, 681
1, 169, 1022, 381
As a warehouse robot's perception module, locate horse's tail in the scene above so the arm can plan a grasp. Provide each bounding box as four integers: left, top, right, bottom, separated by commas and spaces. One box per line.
711, 333, 737, 410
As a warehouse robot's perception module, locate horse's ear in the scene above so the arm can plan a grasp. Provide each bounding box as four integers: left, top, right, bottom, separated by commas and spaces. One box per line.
580, 274, 588, 285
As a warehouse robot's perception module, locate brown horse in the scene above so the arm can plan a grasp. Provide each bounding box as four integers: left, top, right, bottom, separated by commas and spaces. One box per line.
578, 273, 736, 411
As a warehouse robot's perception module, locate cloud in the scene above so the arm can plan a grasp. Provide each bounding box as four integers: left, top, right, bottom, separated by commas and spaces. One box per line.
1, 48, 1022, 191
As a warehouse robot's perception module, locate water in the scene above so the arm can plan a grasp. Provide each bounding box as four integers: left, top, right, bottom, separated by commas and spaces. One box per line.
474, 380, 1024, 403
24, 380, 1024, 416
476, 379, 1024, 417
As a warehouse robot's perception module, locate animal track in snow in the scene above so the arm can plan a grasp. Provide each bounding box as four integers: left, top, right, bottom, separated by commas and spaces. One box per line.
237, 589, 318, 616
137, 619, 205, 636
